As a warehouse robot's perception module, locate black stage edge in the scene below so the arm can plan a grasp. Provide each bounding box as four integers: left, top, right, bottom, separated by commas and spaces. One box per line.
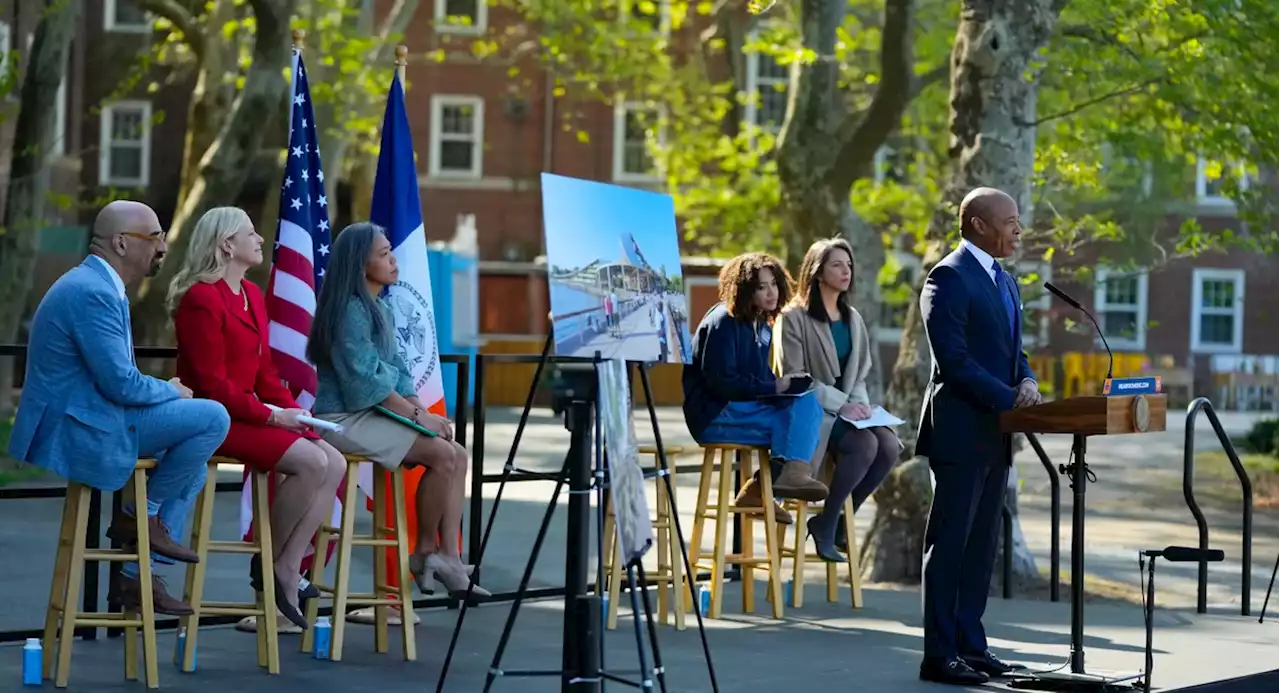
1009, 434, 1143, 692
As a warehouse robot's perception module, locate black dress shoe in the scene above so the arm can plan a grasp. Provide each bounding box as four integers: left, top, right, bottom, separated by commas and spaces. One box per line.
919, 656, 990, 685
962, 650, 1026, 677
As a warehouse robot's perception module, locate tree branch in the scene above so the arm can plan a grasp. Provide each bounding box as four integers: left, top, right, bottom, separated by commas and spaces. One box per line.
134, 0, 205, 62
1021, 77, 1161, 126
831, 0, 915, 189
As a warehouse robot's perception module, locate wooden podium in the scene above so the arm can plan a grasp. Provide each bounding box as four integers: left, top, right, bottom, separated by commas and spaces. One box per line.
1000, 394, 1166, 689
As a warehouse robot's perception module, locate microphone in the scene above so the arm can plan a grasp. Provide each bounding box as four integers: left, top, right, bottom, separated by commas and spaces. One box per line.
1142, 546, 1226, 563
1044, 282, 1113, 381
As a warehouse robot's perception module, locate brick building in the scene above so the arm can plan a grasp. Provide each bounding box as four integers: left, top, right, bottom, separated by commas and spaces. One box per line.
7, 0, 1277, 406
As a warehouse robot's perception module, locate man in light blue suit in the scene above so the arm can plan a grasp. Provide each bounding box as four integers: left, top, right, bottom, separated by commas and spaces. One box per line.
10, 200, 230, 615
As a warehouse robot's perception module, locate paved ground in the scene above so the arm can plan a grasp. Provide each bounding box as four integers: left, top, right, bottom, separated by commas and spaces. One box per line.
1, 584, 1274, 692
0, 405, 1274, 690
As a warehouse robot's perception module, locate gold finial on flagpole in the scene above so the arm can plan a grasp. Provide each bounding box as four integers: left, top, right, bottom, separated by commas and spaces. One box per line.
395, 44, 408, 85
292, 29, 305, 51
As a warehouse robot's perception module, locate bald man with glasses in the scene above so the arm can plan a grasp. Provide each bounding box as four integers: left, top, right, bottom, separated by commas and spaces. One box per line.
10, 200, 231, 615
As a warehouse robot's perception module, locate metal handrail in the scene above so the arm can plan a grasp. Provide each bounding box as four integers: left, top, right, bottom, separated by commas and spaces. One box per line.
997, 433, 1061, 602
1182, 397, 1253, 615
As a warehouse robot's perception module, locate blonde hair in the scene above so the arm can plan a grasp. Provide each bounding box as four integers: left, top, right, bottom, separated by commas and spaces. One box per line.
166, 206, 253, 316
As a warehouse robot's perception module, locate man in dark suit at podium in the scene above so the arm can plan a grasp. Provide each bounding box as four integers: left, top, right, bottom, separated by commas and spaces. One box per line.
916, 187, 1043, 685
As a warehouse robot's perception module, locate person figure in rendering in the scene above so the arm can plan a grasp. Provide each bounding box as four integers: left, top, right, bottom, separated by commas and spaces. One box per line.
169, 206, 347, 629
682, 252, 829, 520
308, 222, 489, 598
773, 238, 899, 562
9, 200, 230, 616
917, 187, 1042, 685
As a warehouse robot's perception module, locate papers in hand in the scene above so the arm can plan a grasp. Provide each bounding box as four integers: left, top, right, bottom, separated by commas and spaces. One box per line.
840, 406, 905, 430
265, 404, 343, 434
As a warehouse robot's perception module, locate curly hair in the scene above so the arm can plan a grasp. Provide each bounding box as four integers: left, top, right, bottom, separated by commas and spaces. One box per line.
717, 251, 792, 323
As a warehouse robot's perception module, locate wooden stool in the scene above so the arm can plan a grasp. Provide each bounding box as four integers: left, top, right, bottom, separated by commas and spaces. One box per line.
43, 459, 160, 689
686, 444, 785, 619
600, 445, 686, 631
177, 457, 279, 673
777, 473, 863, 607
301, 456, 416, 662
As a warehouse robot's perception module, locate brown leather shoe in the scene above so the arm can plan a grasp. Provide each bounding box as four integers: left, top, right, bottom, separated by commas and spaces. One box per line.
108, 574, 194, 616
732, 478, 793, 525
106, 513, 199, 564
771, 461, 829, 502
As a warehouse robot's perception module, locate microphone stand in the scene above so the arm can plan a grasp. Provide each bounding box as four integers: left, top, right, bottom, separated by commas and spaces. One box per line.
1260, 557, 1278, 624
1044, 282, 1113, 382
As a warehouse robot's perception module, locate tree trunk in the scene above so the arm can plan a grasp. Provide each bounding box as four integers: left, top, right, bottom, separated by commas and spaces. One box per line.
0, 0, 80, 415
870, 0, 1067, 591
132, 0, 299, 355
174, 0, 240, 203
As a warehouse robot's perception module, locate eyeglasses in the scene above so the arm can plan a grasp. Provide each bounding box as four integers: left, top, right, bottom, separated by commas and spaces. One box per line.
120, 231, 166, 243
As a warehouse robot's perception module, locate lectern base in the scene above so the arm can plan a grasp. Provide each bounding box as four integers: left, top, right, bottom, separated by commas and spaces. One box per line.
1008, 668, 1145, 692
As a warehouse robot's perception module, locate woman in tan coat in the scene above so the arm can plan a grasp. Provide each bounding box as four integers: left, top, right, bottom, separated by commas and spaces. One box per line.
772, 238, 899, 562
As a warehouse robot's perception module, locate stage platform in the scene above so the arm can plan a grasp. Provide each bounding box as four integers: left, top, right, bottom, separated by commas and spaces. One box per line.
3, 585, 1274, 692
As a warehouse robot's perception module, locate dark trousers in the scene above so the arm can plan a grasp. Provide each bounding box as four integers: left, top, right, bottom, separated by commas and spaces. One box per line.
920, 457, 1009, 660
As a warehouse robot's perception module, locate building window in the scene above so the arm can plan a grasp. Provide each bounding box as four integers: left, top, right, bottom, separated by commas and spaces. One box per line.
619, 0, 670, 35
744, 49, 789, 133
1093, 267, 1148, 351
428, 95, 484, 179
435, 0, 487, 34
875, 250, 922, 344
104, 0, 151, 32
99, 100, 152, 187
1018, 261, 1052, 349
1195, 155, 1248, 206
612, 102, 665, 183
1191, 268, 1245, 353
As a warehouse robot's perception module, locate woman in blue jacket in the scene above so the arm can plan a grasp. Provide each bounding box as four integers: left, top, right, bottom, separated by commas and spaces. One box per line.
682, 252, 828, 516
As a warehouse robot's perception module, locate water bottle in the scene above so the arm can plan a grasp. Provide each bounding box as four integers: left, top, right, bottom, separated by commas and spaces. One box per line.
22, 638, 41, 686
600, 594, 610, 622
174, 627, 195, 669
783, 580, 794, 604
313, 617, 332, 660
697, 585, 711, 615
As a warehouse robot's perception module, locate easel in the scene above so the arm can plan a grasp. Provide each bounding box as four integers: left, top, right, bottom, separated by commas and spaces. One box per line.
434, 334, 720, 692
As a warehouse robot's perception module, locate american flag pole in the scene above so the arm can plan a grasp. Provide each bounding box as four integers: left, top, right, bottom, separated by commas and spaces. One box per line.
239, 29, 342, 573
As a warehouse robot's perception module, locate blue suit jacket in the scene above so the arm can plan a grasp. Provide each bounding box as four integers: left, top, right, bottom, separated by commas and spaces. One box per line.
916, 247, 1035, 464
9, 258, 179, 490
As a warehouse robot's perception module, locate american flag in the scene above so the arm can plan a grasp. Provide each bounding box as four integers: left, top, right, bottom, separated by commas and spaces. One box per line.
267, 49, 330, 406
239, 48, 339, 553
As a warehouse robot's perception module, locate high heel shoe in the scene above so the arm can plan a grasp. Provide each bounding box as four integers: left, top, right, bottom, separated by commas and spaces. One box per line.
249, 556, 309, 630
251, 555, 319, 602
806, 516, 846, 563
426, 554, 492, 602
408, 553, 439, 595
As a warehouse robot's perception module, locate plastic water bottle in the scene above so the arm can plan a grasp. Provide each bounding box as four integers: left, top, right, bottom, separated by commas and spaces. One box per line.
783, 580, 794, 604
313, 617, 332, 660
697, 585, 711, 615
22, 638, 41, 686
174, 627, 195, 669
600, 594, 609, 621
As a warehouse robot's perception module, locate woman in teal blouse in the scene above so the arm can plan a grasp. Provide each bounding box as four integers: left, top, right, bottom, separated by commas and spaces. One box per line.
310, 222, 489, 599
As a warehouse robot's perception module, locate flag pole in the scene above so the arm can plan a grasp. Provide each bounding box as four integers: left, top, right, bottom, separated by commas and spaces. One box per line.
395, 44, 408, 85
293, 27, 305, 51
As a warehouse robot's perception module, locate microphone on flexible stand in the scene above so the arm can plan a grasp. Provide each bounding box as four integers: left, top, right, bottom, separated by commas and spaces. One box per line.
1044, 282, 1114, 382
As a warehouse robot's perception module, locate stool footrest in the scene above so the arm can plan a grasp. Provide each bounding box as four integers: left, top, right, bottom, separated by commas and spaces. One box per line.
81, 550, 141, 562
197, 604, 264, 617
342, 595, 411, 607
71, 614, 146, 628
349, 538, 398, 548
205, 541, 260, 555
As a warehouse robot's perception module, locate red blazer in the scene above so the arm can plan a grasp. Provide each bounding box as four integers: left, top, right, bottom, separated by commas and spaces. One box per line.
174, 279, 299, 424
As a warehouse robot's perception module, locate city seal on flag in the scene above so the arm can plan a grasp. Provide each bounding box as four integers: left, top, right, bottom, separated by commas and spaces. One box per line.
386, 280, 439, 391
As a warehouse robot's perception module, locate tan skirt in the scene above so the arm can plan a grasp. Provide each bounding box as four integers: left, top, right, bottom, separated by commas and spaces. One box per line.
316, 408, 418, 470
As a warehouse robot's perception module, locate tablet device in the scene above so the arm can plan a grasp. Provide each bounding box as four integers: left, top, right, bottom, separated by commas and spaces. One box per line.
374, 405, 439, 438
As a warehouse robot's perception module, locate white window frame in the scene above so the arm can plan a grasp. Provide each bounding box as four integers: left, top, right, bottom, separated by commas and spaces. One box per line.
1195, 155, 1248, 207
617, 0, 671, 37
1017, 260, 1053, 349
1191, 267, 1245, 354
0, 21, 11, 78
434, 0, 488, 35
612, 101, 666, 183
1093, 267, 1149, 352
104, 0, 152, 33
743, 41, 791, 134
428, 95, 485, 180
99, 100, 153, 187
875, 250, 923, 344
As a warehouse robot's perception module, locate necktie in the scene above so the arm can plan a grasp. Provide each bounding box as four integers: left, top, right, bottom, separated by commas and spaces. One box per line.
991, 261, 1017, 338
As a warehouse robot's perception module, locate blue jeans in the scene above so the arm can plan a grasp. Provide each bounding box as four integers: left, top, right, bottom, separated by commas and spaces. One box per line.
121, 398, 230, 578
699, 390, 822, 464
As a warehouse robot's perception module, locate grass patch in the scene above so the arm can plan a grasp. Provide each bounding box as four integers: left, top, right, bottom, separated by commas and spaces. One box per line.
1192, 450, 1278, 510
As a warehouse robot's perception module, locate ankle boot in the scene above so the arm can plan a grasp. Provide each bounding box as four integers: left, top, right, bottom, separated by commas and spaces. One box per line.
771, 461, 829, 502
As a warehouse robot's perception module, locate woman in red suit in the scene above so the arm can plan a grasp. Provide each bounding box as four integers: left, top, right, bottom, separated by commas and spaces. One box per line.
168, 206, 346, 630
